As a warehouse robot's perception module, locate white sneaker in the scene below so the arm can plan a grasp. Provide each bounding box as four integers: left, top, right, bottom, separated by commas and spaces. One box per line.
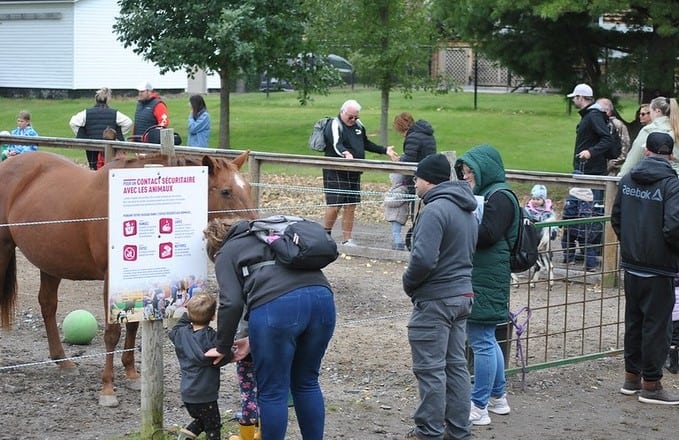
342, 239, 357, 247
487, 394, 511, 415
469, 403, 491, 425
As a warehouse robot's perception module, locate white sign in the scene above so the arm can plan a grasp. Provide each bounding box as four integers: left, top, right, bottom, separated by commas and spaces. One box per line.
108, 166, 208, 323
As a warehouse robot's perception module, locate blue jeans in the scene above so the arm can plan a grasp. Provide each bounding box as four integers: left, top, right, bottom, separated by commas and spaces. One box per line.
408, 296, 473, 440
391, 221, 404, 245
248, 286, 336, 440
467, 322, 506, 409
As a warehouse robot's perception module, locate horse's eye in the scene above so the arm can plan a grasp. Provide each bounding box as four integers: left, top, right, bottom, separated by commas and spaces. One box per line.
221, 188, 232, 199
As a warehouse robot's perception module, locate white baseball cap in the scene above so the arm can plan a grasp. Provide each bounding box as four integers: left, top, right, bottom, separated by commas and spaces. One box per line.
566, 83, 593, 98
137, 81, 153, 91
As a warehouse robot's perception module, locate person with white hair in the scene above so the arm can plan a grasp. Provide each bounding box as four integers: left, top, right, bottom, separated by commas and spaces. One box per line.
321, 99, 398, 246
69, 87, 132, 169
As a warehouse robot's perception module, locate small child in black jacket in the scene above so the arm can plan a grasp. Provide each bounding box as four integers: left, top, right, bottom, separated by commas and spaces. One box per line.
169, 293, 227, 440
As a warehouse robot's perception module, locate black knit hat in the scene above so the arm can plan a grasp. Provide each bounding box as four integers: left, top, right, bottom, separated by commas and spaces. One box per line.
646, 132, 674, 155
415, 153, 451, 185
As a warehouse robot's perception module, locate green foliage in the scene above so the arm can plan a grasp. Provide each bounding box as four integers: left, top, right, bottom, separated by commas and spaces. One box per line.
432, 0, 679, 98
114, 0, 309, 148
305, 0, 439, 143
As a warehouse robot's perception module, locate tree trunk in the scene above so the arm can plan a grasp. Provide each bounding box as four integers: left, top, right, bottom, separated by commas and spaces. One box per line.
219, 68, 231, 149
380, 88, 390, 147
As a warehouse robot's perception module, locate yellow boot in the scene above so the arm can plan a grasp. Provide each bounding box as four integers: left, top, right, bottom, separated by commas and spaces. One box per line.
228, 423, 256, 440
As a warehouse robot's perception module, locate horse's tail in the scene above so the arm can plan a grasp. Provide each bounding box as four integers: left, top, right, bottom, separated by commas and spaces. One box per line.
0, 247, 17, 329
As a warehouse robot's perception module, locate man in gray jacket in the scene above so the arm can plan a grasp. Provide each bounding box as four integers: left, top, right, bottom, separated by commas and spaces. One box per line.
402, 153, 478, 440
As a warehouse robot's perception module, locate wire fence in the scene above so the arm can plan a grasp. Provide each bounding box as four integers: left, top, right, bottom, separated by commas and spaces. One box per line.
0, 134, 625, 379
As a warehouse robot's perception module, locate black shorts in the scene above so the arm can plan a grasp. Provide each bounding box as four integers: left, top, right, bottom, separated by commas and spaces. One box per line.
323, 169, 361, 205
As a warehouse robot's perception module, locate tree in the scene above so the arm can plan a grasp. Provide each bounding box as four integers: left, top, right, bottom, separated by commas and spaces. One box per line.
305, 0, 438, 145
114, 1, 307, 148
433, 0, 679, 101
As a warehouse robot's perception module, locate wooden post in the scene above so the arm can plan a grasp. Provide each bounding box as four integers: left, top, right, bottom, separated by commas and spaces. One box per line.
248, 155, 261, 208
159, 128, 176, 164
140, 319, 165, 438
140, 161, 167, 437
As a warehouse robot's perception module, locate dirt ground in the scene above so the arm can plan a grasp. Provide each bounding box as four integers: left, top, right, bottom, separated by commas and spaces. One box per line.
2, 251, 679, 439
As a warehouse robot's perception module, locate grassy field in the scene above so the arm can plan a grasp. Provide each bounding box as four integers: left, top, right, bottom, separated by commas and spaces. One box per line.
0, 86, 641, 173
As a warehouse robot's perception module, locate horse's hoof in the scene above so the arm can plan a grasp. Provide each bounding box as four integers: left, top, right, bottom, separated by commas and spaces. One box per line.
59, 366, 80, 376
99, 394, 119, 407
126, 378, 142, 391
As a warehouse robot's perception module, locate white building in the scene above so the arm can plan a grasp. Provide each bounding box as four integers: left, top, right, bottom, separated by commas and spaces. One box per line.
0, 0, 219, 96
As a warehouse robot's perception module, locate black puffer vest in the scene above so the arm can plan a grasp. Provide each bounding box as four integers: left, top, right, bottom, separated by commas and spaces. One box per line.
77, 105, 123, 140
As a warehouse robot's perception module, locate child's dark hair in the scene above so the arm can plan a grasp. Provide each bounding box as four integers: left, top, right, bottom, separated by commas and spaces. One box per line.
102, 127, 117, 140
186, 293, 216, 325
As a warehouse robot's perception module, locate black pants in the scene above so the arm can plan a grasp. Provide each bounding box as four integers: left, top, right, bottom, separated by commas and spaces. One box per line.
624, 273, 675, 381
184, 401, 221, 440
85, 150, 98, 170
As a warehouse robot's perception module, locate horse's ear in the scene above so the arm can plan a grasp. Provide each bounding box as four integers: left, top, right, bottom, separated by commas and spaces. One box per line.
201, 155, 216, 175
231, 150, 250, 170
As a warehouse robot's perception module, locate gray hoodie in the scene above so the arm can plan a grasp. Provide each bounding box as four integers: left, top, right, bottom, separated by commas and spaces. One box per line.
402, 180, 478, 302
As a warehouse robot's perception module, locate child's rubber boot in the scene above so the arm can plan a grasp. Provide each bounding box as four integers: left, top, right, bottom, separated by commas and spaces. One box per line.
228, 423, 256, 440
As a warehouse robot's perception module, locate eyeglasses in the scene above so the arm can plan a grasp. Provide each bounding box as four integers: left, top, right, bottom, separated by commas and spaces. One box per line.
346, 114, 359, 121
640, 112, 650, 116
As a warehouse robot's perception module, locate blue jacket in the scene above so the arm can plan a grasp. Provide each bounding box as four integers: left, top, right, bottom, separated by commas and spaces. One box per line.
6, 126, 39, 154
187, 109, 211, 147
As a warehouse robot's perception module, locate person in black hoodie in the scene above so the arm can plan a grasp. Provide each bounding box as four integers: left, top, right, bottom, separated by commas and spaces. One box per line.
612, 132, 679, 405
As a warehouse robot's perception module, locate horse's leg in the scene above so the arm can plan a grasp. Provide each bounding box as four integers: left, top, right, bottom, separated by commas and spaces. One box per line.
122, 320, 141, 390
101, 320, 121, 407
37, 272, 76, 370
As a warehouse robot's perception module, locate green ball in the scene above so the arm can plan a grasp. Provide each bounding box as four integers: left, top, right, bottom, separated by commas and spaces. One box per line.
62, 309, 98, 345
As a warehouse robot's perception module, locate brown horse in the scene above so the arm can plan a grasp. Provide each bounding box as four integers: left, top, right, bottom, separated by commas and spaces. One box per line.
0, 150, 256, 406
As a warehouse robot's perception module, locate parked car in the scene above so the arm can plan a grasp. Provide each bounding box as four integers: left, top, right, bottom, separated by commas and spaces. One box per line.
258, 74, 294, 92
259, 54, 354, 92
326, 54, 354, 84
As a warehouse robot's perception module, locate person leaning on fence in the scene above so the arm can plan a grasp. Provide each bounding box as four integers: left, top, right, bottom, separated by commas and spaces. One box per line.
321, 99, 399, 246
525, 184, 558, 241
2, 110, 39, 160
203, 217, 336, 440
454, 145, 516, 426
402, 153, 478, 440
168, 293, 228, 440
68, 87, 133, 170
384, 173, 411, 251
612, 132, 679, 405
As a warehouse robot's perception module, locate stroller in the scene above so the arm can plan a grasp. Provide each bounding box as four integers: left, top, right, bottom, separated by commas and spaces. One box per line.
128, 124, 182, 145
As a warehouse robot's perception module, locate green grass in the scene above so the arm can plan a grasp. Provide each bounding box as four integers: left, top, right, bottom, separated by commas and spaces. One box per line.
0, 86, 640, 172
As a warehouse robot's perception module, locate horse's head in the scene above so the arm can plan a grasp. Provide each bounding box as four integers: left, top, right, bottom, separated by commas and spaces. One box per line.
103, 151, 257, 220
199, 151, 257, 220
